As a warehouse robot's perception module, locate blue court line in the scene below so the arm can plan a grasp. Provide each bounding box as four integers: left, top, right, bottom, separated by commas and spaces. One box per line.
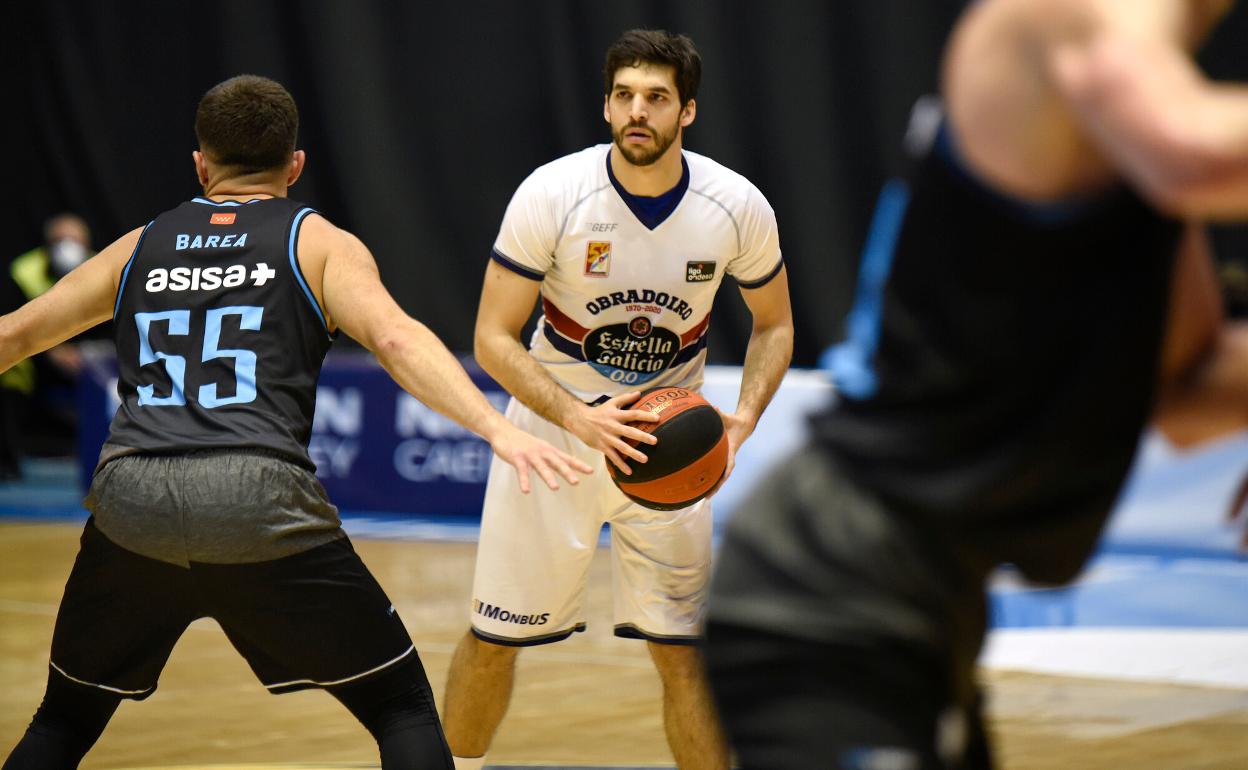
990, 555, 1248, 629
1098, 542, 1248, 562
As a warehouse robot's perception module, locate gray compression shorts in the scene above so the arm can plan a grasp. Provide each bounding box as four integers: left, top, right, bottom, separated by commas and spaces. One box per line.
85, 448, 343, 567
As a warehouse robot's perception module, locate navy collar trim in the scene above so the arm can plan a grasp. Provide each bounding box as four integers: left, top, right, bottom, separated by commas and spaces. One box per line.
605, 151, 690, 231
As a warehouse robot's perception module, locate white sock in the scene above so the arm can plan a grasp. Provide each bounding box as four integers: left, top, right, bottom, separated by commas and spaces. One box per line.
452, 756, 487, 770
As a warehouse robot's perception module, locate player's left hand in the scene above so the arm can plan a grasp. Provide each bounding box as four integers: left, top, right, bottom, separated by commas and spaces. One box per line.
490, 425, 594, 494
706, 409, 754, 498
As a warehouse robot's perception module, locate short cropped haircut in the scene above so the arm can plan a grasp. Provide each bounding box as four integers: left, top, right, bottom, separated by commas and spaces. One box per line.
603, 29, 702, 106
195, 75, 298, 173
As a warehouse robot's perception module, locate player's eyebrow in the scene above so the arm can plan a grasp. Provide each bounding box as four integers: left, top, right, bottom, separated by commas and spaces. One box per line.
614, 83, 673, 95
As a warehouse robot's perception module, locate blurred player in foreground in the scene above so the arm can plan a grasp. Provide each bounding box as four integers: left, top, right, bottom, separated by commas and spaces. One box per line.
706, 0, 1248, 767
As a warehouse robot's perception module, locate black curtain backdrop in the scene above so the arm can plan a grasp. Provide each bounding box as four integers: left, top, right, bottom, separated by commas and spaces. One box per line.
11, 2, 1248, 366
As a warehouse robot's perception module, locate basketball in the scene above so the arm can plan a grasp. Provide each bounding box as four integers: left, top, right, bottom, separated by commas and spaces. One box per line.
607, 386, 729, 510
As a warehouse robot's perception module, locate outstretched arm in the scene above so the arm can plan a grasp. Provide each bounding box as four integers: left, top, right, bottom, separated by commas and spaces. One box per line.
473, 260, 659, 474
0, 226, 143, 374
308, 216, 591, 492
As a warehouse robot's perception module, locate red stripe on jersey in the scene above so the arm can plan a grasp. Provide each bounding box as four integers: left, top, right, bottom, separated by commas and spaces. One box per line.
542, 297, 591, 341
680, 313, 711, 346
543, 296, 709, 349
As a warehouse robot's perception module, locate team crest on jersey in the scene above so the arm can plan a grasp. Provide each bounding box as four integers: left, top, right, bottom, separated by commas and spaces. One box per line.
686, 261, 716, 282
628, 316, 652, 336
585, 241, 611, 277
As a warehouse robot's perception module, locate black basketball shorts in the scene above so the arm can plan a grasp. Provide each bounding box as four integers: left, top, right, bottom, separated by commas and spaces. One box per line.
705, 443, 993, 769
48, 519, 416, 699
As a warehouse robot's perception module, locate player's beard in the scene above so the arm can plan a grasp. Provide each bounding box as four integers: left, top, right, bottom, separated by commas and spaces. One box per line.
612, 121, 679, 167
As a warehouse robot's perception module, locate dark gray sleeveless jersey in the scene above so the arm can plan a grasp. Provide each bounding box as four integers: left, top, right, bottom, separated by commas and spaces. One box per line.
106, 196, 334, 471
816, 118, 1181, 584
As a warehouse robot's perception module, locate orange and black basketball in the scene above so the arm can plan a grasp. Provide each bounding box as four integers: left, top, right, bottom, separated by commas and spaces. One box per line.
608, 386, 728, 511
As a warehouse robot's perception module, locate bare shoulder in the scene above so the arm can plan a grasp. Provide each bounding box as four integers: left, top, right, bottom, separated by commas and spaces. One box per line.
296, 211, 344, 253
943, 0, 1100, 108
941, 0, 1160, 200
298, 212, 370, 261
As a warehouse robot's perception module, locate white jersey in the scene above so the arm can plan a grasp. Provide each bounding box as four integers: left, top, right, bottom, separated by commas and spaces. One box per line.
492, 144, 783, 400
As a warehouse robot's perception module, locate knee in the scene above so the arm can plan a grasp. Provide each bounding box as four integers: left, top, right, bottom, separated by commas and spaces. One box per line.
331, 657, 439, 734
7, 674, 122, 766
463, 633, 520, 668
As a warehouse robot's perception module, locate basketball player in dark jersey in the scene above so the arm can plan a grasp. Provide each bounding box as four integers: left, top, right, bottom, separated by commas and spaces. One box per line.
0, 75, 591, 770
705, 1, 1248, 768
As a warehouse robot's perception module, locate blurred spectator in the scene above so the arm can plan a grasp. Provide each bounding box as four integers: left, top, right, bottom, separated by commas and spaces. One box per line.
0, 213, 96, 479
1209, 226, 1248, 318
1218, 255, 1248, 318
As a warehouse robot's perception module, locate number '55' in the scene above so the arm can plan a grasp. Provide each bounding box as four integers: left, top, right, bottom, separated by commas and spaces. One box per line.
135, 305, 263, 409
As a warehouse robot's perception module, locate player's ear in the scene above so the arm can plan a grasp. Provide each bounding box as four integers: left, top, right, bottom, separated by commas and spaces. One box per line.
603, 94, 612, 125
193, 151, 210, 188
287, 150, 306, 187
681, 99, 697, 128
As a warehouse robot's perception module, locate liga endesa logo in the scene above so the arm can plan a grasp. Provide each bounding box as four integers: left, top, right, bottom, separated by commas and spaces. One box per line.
473, 598, 550, 626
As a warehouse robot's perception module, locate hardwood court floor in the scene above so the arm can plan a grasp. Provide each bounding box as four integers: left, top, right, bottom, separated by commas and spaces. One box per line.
2, 521, 1246, 769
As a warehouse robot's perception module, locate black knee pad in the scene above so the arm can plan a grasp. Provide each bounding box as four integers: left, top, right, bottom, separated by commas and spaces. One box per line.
35, 671, 121, 744
329, 656, 440, 735
328, 656, 452, 770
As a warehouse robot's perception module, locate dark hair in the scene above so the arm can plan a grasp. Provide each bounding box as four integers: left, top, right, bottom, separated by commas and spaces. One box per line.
603, 29, 701, 106
195, 75, 298, 173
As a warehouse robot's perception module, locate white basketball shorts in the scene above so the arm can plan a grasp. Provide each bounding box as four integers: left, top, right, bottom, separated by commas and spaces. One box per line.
469, 397, 712, 646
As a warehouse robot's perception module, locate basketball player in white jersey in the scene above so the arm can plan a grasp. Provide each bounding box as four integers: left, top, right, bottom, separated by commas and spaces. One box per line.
441, 29, 794, 770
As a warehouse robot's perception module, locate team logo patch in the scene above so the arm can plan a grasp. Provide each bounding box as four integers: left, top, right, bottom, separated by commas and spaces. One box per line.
585, 241, 611, 276
686, 261, 716, 282
210, 212, 237, 225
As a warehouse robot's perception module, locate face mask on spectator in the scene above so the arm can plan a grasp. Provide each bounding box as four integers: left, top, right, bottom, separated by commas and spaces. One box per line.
49, 239, 89, 276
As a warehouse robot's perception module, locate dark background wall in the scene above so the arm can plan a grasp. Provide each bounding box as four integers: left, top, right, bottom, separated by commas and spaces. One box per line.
9, 1, 1248, 366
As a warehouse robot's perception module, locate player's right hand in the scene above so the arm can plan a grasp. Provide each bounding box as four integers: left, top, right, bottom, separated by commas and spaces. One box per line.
568, 391, 660, 475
